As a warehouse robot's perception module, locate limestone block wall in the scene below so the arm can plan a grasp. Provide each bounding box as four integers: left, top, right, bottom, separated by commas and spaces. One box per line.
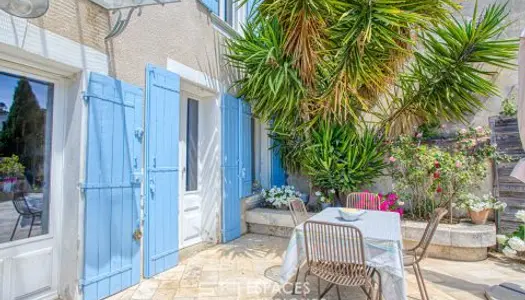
28, 0, 110, 53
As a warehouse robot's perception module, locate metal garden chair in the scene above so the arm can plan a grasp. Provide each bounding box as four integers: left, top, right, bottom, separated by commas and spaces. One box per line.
10, 191, 42, 241
403, 208, 448, 300
344, 192, 382, 210
303, 220, 382, 300
288, 197, 309, 226
288, 197, 310, 294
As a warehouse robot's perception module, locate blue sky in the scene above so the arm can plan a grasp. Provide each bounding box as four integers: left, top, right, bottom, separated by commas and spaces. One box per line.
0, 72, 52, 110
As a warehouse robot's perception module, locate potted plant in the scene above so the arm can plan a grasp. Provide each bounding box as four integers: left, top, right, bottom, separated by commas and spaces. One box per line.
315, 189, 335, 210
498, 210, 525, 258
261, 185, 301, 209
457, 193, 507, 225
0, 155, 25, 192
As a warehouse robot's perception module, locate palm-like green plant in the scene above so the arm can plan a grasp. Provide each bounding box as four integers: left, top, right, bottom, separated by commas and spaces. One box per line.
228, 0, 518, 189
384, 3, 518, 135
301, 122, 387, 197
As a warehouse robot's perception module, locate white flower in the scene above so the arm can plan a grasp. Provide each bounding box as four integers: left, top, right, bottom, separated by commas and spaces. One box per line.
516, 210, 525, 223
397, 201, 405, 206
503, 246, 518, 258
496, 234, 509, 245
315, 191, 322, 197
329, 189, 336, 194
508, 237, 525, 252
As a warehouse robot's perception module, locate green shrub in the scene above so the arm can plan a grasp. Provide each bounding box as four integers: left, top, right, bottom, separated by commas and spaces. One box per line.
389, 129, 500, 219
0, 155, 25, 178
301, 122, 387, 202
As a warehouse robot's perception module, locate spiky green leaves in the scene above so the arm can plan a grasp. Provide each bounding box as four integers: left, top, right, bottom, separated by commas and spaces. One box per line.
386, 3, 518, 136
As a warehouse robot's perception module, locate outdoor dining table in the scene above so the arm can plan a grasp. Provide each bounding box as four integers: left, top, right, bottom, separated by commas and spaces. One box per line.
280, 207, 406, 300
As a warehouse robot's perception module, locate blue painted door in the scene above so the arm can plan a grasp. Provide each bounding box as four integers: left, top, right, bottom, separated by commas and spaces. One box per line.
82, 73, 142, 300
144, 64, 181, 277
240, 101, 252, 197
222, 94, 241, 242
271, 140, 286, 187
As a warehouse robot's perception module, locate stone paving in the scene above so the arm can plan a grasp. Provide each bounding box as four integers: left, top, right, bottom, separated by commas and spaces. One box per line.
108, 234, 525, 300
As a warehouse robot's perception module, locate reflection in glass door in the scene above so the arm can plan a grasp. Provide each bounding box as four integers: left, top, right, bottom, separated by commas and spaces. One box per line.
0, 72, 53, 243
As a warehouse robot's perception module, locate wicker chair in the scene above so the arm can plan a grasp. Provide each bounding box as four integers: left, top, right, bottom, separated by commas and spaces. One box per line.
344, 192, 381, 210
10, 191, 42, 241
403, 208, 448, 300
302, 221, 381, 300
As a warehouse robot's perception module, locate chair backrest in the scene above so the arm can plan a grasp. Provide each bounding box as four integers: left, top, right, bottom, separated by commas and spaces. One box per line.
11, 192, 30, 215
415, 207, 448, 261
344, 192, 381, 210
304, 221, 368, 283
288, 197, 309, 226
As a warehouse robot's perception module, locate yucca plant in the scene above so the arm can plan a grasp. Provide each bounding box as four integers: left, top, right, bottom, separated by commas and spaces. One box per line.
228, 0, 518, 189
301, 122, 387, 200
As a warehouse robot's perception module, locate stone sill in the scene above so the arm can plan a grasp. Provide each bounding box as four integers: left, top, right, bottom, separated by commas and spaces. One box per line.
245, 207, 496, 249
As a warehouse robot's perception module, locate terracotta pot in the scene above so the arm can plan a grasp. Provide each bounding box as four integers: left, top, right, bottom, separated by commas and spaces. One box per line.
469, 209, 490, 225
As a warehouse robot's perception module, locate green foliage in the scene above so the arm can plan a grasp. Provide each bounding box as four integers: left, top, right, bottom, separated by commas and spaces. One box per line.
501, 91, 517, 117
0, 155, 25, 178
389, 130, 498, 219
301, 122, 387, 197
386, 3, 518, 135
0, 77, 45, 177
228, 1, 518, 191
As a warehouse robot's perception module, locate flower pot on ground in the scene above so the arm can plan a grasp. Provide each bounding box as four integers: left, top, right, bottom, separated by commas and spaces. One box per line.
458, 193, 506, 225
469, 209, 490, 225
315, 189, 335, 210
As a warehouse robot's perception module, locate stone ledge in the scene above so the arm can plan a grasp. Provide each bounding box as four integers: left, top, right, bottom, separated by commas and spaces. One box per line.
245, 207, 497, 261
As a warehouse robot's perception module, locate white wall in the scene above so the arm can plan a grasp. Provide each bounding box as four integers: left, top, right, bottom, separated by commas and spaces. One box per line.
0, 10, 108, 300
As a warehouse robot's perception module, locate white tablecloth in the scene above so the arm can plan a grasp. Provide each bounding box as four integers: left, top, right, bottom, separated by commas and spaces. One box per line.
280, 208, 406, 300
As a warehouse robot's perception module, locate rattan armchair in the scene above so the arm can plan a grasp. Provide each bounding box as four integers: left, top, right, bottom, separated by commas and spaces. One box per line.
344, 192, 382, 210
302, 221, 382, 300
403, 208, 448, 300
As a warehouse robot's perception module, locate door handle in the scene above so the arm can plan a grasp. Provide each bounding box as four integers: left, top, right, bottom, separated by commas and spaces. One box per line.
149, 179, 155, 196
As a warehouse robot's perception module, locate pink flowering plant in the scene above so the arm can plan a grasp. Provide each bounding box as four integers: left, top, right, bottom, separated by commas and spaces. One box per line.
378, 192, 404, 216
389, 129, 501, 220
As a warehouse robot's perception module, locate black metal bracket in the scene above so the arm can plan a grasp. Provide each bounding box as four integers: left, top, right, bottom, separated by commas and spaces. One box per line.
105, 0, 181, 40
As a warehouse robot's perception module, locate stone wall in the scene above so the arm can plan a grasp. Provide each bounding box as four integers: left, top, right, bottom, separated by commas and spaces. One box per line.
28, 0, 110, 53
245, 208, 497, 261
108, 0, 223, 86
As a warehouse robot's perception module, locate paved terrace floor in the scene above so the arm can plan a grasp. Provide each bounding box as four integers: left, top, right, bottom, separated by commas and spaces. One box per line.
109, 234, 525, 300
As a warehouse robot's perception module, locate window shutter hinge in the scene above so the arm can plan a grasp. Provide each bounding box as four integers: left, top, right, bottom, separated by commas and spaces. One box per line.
82, 92, 90, 102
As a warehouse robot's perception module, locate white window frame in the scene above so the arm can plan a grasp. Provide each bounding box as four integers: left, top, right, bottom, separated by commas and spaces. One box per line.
0, 60, 65, 250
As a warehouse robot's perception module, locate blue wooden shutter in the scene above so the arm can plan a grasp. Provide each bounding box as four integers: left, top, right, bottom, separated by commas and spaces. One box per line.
200, 0, 219, 15
144, 64, 181, 278
82, 73, 142, 300
240, 101, 252, 197
222, 94, 241, 242
271, 140, 286, 187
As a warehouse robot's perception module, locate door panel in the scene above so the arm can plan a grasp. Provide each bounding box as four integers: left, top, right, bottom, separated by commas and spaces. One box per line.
271, 140, 286, 187
221, 94, 241, 242
82, 73, 142, 300
180, 97, 202, 248
144, 65, 180, 278
240, 101, 252, 197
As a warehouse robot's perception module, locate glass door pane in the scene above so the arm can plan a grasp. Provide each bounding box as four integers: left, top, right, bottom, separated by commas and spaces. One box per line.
0, 72, 53, 244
